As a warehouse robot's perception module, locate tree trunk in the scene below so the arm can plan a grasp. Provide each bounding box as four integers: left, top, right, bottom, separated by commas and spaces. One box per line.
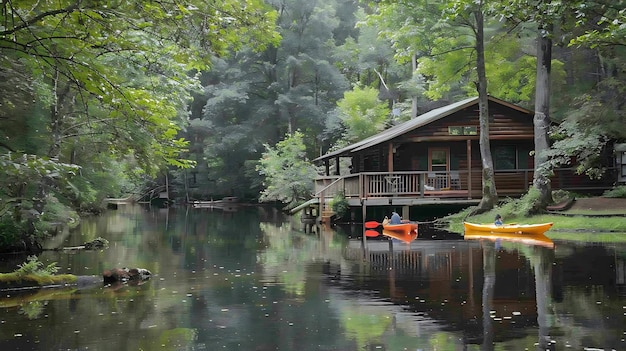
27, 69, 68, 243
412, 53, 418, 119
474, 8, 497, 212
532, 25, 553, 211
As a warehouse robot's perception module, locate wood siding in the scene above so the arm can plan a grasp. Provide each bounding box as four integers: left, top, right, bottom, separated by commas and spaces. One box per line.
395, 103, 534, 142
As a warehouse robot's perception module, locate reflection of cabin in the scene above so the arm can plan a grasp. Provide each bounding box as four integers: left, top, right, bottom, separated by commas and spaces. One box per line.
298, 96, 615, 222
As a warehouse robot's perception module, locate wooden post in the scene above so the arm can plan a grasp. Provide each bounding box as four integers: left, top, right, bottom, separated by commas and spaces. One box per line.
361, 199, 367, 256
402, 206, 410, 221
388, 143, 394, 172
467, 139, 472, 199
319, 190, 325, 224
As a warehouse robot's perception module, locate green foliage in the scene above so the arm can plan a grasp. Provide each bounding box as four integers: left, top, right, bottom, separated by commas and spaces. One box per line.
0, 152, 80, 240
37, 195, 80, 233
257, 132, 317, 208
604, 186, 626, 198
0, 0, 281, 249
551, 189, 573, 204
330, 193, 350, 219
0, 218, 22, 249
570, 1, 626, 48
544, 116, 610, 179
335, 86, 390, 142
16, 256, 59, 277
495, 188, 543, 218
415, 23, 474, 100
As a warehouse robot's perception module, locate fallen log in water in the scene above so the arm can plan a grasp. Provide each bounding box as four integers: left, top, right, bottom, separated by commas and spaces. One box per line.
50, 237, 109, 251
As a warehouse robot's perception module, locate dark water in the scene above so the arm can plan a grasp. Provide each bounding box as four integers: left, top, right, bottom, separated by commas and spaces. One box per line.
1, 205, 625, 350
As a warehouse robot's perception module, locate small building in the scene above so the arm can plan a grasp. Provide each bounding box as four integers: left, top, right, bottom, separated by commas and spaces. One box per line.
297, 96, 616, 222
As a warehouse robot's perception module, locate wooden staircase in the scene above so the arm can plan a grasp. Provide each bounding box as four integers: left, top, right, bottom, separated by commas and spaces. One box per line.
321, 210, 335, 224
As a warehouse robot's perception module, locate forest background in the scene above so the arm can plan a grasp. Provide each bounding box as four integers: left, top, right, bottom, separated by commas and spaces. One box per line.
0, 0, 624, 253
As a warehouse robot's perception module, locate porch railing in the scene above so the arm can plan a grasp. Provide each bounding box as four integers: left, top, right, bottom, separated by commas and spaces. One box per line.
313, 168, 617, 201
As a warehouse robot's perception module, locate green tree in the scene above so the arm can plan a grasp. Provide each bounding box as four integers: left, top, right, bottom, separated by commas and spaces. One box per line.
333, 86, 390, 142
186, 0, 353, 199
494, 0, 562, 210
433, 0, 498, 211
0, 0, 280, 249
546, 0, 626, 178
257, 131, 317, 209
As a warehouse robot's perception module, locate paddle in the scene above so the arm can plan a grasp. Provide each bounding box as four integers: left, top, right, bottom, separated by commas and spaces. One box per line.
365, 221, 382, 229
364, 230, 380, 237
365, 220, 429, 228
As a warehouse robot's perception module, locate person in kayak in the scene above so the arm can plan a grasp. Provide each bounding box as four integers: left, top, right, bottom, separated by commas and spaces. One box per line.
390, 211, 401, 224
494, 214, 503, 226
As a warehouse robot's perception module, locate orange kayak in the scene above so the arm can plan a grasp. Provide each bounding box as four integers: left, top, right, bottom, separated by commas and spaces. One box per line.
383, 222, 418, 233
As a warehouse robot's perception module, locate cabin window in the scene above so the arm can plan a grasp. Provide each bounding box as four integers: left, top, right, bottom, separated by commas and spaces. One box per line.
494, 145, 517, 170
448, 126, 477, 135
618, 149, 626, 182
429, 148, 449, 172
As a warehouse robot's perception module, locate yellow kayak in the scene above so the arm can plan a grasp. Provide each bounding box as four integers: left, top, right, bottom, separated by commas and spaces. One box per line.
463, 222, 553, 235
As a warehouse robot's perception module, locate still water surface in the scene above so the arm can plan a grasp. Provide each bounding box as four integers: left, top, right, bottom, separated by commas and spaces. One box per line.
1, 205, 625, 350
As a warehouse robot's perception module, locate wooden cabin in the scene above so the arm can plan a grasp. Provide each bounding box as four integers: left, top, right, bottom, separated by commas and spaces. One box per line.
299, 96, 616, 222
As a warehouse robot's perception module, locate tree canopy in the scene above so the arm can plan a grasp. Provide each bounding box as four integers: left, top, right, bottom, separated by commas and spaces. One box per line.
0, 0, 280, 251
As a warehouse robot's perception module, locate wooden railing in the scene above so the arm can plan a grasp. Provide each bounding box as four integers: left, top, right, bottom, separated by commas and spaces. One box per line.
314, 168, 616, 201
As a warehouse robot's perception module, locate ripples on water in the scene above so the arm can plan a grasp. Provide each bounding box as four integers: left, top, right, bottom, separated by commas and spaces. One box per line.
0, 205, 624, 350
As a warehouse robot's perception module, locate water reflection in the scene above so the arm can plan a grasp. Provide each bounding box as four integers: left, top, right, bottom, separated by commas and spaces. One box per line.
381, 229, 418, 243
465, 230, 555, 249
0, 205, 625, 350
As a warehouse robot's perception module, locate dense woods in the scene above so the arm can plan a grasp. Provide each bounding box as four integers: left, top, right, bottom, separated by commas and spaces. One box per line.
1, 0, 624, 252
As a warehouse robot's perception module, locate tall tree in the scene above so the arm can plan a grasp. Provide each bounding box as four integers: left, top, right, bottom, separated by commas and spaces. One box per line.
444, 0, 498, 211
533, 22, 554, 210
496, 0, 572, 210
368, 0, 499, 211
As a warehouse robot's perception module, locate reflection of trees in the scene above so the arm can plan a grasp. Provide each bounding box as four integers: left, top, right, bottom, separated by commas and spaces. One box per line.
482, 243, 495, 351
497, 241, 555, 350
258, 222, 347, 295
530, 245, 553, 350
341, 306, 391, 349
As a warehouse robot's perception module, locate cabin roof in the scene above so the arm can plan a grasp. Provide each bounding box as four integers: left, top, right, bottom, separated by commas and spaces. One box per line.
313, 96, 533, 162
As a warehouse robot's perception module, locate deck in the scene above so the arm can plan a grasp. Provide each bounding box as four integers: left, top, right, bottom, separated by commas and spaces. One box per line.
294, 167, 617, 217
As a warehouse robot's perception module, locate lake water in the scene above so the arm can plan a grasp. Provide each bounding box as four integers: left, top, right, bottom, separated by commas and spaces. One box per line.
1, 204, 625, 350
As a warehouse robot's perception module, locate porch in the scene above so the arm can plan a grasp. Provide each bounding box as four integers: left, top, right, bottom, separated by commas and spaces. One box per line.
298, 167, 617, 221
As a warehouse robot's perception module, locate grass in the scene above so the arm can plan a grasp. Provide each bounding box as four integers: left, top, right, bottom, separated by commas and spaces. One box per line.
546, 232, 626, 243
444, 197, 626, 236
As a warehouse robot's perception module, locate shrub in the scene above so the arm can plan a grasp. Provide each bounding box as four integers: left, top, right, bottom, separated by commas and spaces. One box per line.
0, 218, 22, 249
551, 189, 573, 203
497, 188, 542, 218
603, 185, 626, 198
330, 193, 350, 219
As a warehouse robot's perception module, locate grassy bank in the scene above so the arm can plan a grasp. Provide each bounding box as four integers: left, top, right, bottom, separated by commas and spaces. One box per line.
446, 210, 626, 234
443, 191, 626, 240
